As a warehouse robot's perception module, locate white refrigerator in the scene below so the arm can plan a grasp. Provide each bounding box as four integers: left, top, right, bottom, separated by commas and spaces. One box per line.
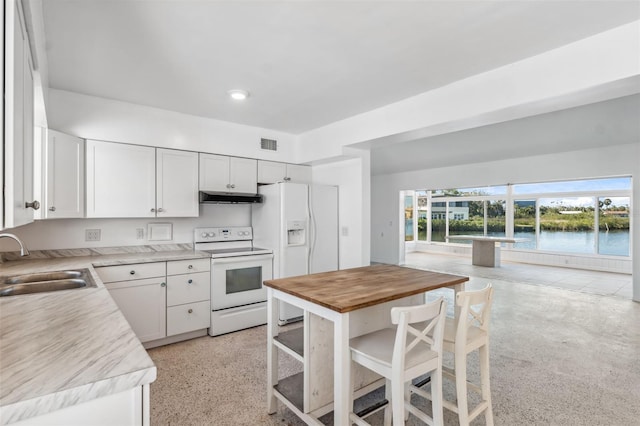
252, 182, 339, 323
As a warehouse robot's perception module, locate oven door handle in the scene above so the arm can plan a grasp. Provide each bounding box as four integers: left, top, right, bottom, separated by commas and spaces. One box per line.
211, 254, 274, 265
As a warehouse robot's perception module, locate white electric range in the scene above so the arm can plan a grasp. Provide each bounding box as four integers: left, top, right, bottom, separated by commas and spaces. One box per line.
194, 227, 273, 336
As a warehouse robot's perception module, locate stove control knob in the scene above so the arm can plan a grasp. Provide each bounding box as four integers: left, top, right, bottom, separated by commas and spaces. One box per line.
201, 232, 208, 238
208, 232, 215, 237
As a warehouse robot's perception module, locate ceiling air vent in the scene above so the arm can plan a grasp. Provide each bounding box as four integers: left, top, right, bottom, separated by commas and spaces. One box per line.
261, 138, 278, 151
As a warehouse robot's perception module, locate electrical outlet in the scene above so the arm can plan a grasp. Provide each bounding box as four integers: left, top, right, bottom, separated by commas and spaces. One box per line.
136, 228, 145, 239
85, 229, 101, 242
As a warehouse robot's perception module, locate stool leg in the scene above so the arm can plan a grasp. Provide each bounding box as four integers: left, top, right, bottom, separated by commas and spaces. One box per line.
384, 379, 392, 426
404, 382, 410, 421
392, 374, 405, 426
479, 344, 494, 426
455, 349, 470, 426
431, 368, 444, 426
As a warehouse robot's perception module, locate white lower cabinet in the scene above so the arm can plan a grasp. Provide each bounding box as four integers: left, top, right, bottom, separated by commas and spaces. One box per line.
11, 385, 148, 426
98, 259, 210, 346
167, 300, 210, 336
166, 271, 210, 306
166, 259, 211, 337
105, 277, 167, 343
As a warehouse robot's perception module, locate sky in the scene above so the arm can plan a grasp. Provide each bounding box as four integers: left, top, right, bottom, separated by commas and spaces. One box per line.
415, 177, 631, 209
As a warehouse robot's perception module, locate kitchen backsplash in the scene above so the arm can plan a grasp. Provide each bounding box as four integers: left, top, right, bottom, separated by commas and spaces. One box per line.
0, 204, 251, 253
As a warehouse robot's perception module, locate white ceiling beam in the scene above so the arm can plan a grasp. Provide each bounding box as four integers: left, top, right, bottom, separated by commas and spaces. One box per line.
296, 21, 640, 164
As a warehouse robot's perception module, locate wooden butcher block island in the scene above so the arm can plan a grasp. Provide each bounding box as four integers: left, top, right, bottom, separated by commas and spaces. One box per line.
264, 264, 469, 425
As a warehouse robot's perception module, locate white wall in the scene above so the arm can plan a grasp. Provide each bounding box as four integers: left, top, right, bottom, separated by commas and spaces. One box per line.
312, 153, 371, 268
371, 143, 640, 300
47, 89, 298, 162
1, 89, 300, 253
2, 89, 372, 258
0, 204, 250, 251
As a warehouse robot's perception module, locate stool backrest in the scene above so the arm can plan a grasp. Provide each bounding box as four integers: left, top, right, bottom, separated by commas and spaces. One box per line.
390, 297, 447, 372
455, 284, 494, 343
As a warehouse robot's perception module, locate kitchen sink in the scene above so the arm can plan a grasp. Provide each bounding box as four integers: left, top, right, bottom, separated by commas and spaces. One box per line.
2, 270, 84, 285
0, 269, 97, 297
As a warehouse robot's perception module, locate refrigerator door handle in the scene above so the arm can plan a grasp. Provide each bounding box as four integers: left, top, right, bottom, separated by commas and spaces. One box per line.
308, 188, 317, 274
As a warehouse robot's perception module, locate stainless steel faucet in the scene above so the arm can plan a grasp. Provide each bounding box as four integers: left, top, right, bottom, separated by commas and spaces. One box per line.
0, 233, 30, 256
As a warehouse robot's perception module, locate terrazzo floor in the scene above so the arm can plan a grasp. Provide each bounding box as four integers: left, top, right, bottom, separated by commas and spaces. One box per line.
148, 256, 639, 425
404, 252, 633, 299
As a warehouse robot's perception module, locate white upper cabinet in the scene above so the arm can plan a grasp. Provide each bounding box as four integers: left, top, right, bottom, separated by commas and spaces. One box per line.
86, 140, 156, 218
198, 153, 229, 192
257, 160, 286, 184
86, 141, 199, 218
199, 153, 257, 194
156, 149, 199, 217
230, 157, 258, 194
257, 160, 311, 184
284, 164, 312, 184
44, 130, 84, 219
3, 0, 37, 229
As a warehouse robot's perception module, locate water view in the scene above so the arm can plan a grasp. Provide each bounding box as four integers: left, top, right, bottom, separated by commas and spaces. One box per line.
428, 230, 630, 257
405, 176, 632, 258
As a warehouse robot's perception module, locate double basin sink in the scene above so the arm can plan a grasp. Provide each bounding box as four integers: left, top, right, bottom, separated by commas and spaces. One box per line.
0, 269, 97, 297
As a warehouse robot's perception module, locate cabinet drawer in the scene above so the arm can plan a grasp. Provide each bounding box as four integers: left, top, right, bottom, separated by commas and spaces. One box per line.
167, 300, 210, 336
166, 258, 210, 276
166, 272, 210, 306
96, 262, 166, 283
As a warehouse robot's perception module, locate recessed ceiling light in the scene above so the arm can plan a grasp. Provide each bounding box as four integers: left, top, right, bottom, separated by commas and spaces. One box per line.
227, 89, 249, 100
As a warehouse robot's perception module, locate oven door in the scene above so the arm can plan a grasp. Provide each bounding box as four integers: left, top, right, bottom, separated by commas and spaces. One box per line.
211, 254, 273, 310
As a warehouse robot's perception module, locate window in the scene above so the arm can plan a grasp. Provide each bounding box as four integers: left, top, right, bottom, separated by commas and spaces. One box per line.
598, 197, 630, 256
539, 197, 595, 254
514, 200, 536, 250
404, 195, 414, 241
409, 177, 631, 257
431, 201, 446, 242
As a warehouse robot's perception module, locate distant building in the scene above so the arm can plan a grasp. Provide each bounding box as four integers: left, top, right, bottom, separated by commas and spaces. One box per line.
420, 201, 469, 220
602, 210, 629, 218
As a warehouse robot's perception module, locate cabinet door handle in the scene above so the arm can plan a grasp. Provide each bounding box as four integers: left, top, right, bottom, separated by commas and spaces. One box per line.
188, 279, 193, 284
157, 208, 165, 213
25, 200, 40, 210
130, 270, 136, 275
49, 206, 56, 212
161, 282, 166, 287
188, 309, 193, 314
188, 265, 193, 269
284, 177, 291, 182
230, 184, 236, 189
226, 184, 231, 189
150, 208, 156, 213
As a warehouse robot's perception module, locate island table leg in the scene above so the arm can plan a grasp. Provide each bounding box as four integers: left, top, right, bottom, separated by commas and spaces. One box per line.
267, 289, 278, 414
334, 312, 351, 426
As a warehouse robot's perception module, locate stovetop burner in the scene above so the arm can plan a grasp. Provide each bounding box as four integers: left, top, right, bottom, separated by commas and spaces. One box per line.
193, 226, 273, 258
201, 246, 273, 258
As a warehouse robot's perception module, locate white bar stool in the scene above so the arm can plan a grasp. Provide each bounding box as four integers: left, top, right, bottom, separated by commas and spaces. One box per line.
349, 297, 447, 426
416, 284, 494, 426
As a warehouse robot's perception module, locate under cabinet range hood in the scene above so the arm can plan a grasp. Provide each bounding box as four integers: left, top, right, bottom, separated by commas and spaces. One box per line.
199, 191, 263, 204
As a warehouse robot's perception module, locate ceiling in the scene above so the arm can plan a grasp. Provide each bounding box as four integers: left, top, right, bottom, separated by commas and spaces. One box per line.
42, 1, 640, 135
370, 94, 640, 175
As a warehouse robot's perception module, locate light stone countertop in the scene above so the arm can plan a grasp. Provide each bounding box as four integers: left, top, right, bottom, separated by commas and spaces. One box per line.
0, 250, 211, 424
